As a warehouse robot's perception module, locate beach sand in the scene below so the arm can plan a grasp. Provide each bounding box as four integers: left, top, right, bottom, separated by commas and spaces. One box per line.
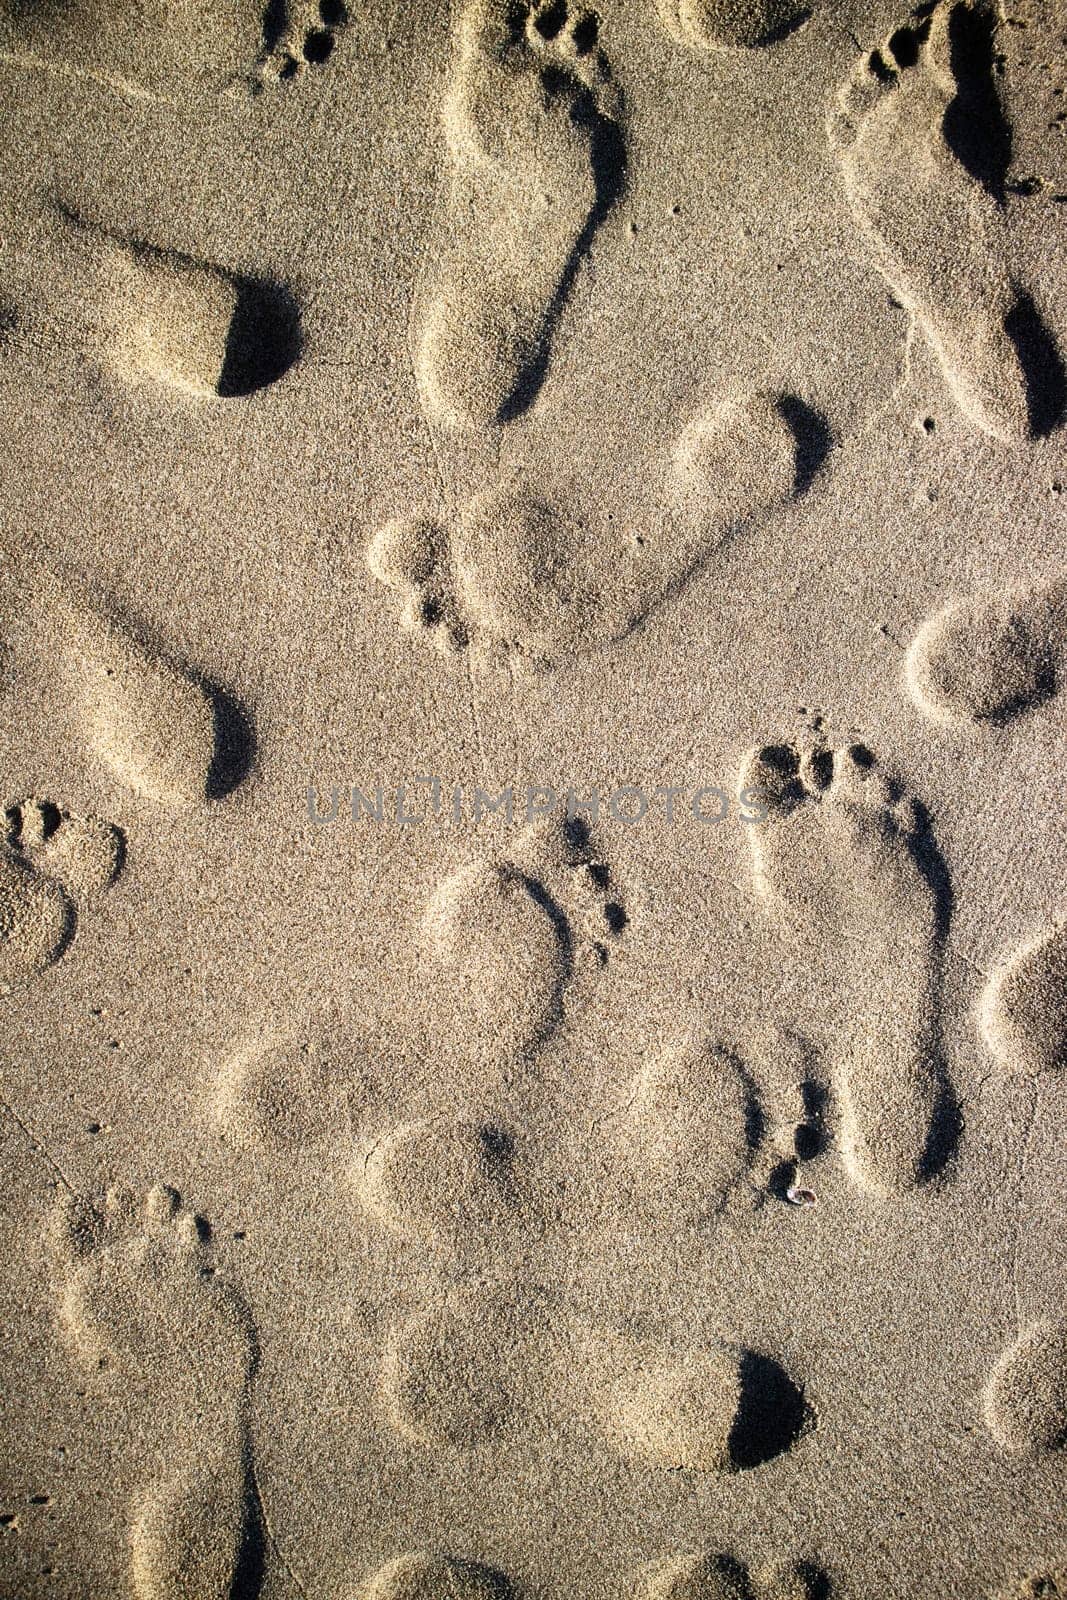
0, 0, 1066, 1595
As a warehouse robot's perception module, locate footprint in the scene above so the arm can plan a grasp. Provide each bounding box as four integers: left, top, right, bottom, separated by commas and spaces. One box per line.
620, 1037, 763, 1220
368, 483, 605, 669
358, 1553, 513, 1600
214, 1036, 346, 1148
0, 0, 274, 95
905, 582, 1067, 726
0, 799, 124, 995
357, 1118, 530, 1251
369, 397, 829, 672
983, 1319, 1067, 1452
979, 921, 1067, 1076
257, 0, 349, 85
739, 740, 952, 1196
382, 1287, 811, 1471
414, 0, 625, 429
54, 204, 302, 399
44, 578, 255, 808
49, 1184, 263, 1600
828, 1, 1064, 444
640, 1552, 830, 1600
421, 812, 626, 1079
652, 0, 810, 53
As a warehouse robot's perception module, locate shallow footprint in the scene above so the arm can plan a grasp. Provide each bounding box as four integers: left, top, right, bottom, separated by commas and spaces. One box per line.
357, 1117, 530, 1252
640, 1551, 830, 1600
653, 0, 810, 52
358, 1552, 513, 1600
421, 812, 626, 1082
0, 0, 271, 95
368, 482, 606, 669
382, 1287, 810, 1471
415, 0, 624, 429
0, 799, 124, 995
996, 1571, 1067, 1600
983, 1319, 1067, 1452
979, 921, 1067, 1076
828, 1, 1062, 444
42, 578, 254, 808
739, 739, 949, 1195
50, 1184, 262, 1600
906, 582, 1067, 726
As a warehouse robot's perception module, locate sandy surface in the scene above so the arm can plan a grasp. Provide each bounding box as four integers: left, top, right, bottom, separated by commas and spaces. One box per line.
0, 0, 1066, 1596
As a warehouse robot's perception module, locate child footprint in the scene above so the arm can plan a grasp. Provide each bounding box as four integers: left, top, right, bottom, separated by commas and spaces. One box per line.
0, 799, 124, 995
50, 1184, 263, 1600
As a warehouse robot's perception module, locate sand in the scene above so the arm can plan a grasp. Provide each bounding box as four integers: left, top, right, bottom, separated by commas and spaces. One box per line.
0, 0, 1065, 1595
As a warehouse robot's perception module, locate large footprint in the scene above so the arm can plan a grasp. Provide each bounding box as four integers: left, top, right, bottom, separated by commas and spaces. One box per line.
0, 798, 124, 995
739, 740, 950, 1196
381, 1285, 811, 1472
828, 0, 1062, 445
50, 1184, 263, 1600
414, 0, 625, 430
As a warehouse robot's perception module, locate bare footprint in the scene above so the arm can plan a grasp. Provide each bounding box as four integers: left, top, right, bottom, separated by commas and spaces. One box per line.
639, 1551, 830, 1600
739, 740, 951, 1195
420, 812, 626, 1082
653, 0, 810, 53
983, 1319, 1067, 1453
37, 576, 255, 809
618, 1030, 832, 1220
0, 799, 124, 995
368, 483, 606, 669
996, 1571, 1067, 1600
356, 1117, 532, 1253
50, 1184, 263, 1600
979, 921, 1067, 1075
0, 0, 273, 95
906, 581, 1067, 726
414, 0, 625, 429
257, 0, 349, 86
358, 1553, 514, 1600
47, 203, 302, 399
381, 1287, 811, 1472
828, 1, 1063, 444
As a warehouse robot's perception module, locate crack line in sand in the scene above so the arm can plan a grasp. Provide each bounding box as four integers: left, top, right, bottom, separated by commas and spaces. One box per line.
0, 1094, 80, 1198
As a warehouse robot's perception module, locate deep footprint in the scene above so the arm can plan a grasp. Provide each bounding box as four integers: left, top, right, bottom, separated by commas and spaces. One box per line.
828, 1, 1063, 444
739, 739, 953, 1195
0, 799, 124, 995
50, 1184, 264, 1600
257, 0, 350, 86
414, 0, 625, 429
420, 811, 626, 1080
906, 581, 1067, 726
53, 204, 301, 399
381, 1287, 811, 1471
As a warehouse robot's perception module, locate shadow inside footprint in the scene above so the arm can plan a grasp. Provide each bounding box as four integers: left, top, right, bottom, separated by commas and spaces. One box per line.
1004, 294, 1067, 440
218, 279, 303, 398
728, 1351, 810, 1469
775, 395, 833, 493
231, 1471, 266, 1600
206, 688, 257, 801
943, 0, 1011, 201
498, 89, 626, 423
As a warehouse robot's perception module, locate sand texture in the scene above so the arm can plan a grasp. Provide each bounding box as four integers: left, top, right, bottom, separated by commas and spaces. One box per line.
0, 0, 1066, 1595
